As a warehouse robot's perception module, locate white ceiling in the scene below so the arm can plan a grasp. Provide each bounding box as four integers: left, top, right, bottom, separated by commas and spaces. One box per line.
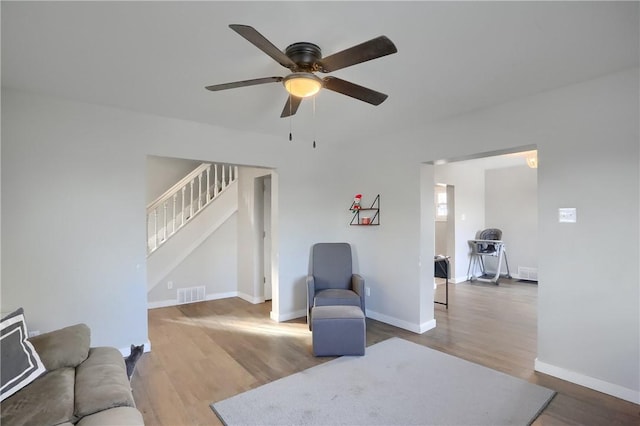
2, 1, 638, 143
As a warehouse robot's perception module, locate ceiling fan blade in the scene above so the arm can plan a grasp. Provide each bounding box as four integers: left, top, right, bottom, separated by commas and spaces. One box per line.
322, 76, 388, 106
229, 24, 297, 70
280, 95, 302, 118
319, 36, 397, 72
205, 76, 283, 92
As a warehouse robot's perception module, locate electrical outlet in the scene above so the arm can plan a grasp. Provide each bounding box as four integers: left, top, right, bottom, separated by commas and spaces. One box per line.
366, 287, 371, 297
558, 208, 577, 223
167, 281, 173, 289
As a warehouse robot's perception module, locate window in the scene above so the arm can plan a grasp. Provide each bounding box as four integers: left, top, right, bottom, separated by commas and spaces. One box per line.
435, 185, 448, 221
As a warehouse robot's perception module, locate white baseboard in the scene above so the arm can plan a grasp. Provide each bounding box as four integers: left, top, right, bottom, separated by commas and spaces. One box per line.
206, 291, 238, 301
510, 274, 538, 282
148, 291, 238, 309
535, 358, 640, 404
271, 309, 307, 322
419, 319, 437, 333
366, 309, 436, 334
147, 298, 180, 309
237, 292, 265, 305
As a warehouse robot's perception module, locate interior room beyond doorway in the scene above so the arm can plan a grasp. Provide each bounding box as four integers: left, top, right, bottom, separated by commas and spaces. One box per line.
433, 148, 538, 285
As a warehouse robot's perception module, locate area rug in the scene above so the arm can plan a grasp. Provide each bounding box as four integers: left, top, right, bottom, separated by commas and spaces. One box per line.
211, 337, 555, 426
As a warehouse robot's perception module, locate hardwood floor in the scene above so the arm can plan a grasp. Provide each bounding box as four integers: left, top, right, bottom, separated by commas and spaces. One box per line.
133, 280, 639, 425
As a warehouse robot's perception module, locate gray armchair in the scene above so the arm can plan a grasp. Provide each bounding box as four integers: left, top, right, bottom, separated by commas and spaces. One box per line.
306, 243, 365, 329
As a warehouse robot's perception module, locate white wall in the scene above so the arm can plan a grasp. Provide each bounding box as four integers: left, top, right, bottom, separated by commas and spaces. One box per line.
434, 222, 447, 256
485, 165, 538, 277
2, 67, 638, 402
1, 92, 149, 347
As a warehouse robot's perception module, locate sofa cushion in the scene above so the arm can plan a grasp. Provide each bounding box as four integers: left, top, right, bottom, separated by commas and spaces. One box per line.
314, 288, 362, 307
29, 323, 90, 371
74, 347, 136, 418
0, 367, 76, 426
0, 308, 47, 402
76, 407, 144, 426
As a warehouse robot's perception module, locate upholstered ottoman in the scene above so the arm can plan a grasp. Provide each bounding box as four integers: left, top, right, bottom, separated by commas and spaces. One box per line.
311, 305, 365, 356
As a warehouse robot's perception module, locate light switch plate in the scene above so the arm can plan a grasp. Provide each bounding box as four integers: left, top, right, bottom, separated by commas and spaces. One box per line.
559, 208, 577, 223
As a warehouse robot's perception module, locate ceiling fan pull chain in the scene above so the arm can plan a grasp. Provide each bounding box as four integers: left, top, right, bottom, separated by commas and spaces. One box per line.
312, 96, 317, 149
289, 94, 293, 141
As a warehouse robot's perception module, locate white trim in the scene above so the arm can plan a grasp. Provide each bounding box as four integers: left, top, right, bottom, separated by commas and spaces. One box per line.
535, 358, 640, 404
147, 291, 238, 309
118, 340, 152, 357
237, 292, 265, 305
271, 309, 307, 322
147, 299, 179, 309
419, 319, 437, 334
206, 292, 238, 302
366, 310, 436, 334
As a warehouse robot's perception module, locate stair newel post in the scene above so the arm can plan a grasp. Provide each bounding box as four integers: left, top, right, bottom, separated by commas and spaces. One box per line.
214, 164, 219, 198
206, 165, 211, 203
181, 187, 186, 227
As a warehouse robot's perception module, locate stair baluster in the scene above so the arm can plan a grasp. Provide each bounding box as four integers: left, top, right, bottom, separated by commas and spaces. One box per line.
147, 162, 238, 255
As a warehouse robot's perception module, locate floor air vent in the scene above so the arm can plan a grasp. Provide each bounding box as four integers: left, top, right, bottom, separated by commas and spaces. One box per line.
518, 267, 538, 282
177, 286, 206, 304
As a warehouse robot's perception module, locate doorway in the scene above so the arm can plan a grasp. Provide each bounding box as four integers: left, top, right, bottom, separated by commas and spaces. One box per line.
262, 175, 272, 301
434, 184, 456, 279
431, 147, 538, 284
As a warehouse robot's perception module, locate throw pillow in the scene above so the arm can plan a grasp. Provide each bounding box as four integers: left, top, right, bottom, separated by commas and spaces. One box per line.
0, 308, 46, 402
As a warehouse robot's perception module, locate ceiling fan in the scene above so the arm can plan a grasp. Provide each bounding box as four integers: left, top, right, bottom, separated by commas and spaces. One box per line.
205, 25, 398, 118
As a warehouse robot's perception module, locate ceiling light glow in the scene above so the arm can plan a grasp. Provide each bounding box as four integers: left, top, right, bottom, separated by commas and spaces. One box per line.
283, 73, 322, 98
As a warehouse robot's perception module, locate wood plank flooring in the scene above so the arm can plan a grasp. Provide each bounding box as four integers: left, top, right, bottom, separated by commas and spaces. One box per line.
132, 280, 640, 425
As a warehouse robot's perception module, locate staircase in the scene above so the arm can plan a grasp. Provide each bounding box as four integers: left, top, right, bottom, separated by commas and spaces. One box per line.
147, 163, 238, 255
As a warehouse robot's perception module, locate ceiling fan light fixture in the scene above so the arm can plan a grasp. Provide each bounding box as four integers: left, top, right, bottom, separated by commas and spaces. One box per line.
283, 73, 322, 98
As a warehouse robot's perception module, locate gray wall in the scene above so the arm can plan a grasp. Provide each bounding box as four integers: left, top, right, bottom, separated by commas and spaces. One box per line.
2, 67, 638, 401
434, 221, 447, 256
147, 214, 238, 304
434, 185, 448, 257
237, 166, 275, 304
146, 156, 202, 204
485, 165, 538, 277
422, 69, 639, 401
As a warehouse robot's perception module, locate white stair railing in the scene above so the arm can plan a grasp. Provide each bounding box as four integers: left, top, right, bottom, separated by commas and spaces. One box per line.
147, 163, 238, 255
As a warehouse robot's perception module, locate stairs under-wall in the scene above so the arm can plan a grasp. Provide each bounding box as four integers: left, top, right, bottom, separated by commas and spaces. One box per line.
146, 163, 238, 292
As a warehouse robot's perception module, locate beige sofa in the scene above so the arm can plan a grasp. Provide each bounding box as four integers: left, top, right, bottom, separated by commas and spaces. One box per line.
0, 323, 143, 426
